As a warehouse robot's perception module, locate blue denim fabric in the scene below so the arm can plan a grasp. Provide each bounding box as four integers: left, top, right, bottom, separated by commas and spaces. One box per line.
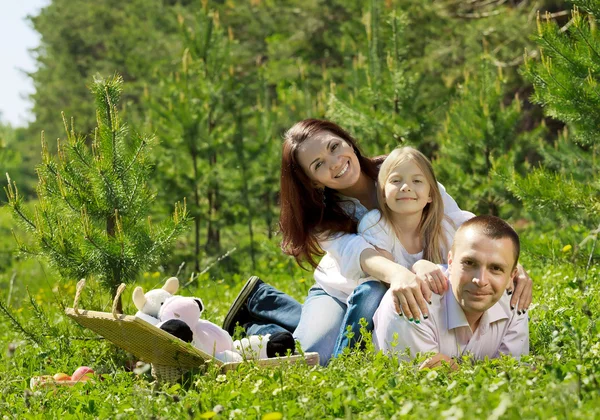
243, 280, 387, 366
332, 280, 388, 358
293, 286, 346, 366
244, 281, 302, 336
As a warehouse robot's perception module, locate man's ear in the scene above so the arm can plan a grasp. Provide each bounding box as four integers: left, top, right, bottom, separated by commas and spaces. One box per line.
510, 266, 519, 282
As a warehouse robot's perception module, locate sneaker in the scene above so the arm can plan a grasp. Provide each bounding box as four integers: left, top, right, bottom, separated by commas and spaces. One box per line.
223, 276, 263, 336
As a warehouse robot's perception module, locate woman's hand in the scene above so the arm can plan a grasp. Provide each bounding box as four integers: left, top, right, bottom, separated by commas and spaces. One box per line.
388, 267, 432, 322
507, 263, 533, 314
412, 260, 448, 295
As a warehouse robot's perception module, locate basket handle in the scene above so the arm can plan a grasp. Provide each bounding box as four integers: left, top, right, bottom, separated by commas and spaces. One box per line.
73, 278, 86, 315
112, 283, 127, 319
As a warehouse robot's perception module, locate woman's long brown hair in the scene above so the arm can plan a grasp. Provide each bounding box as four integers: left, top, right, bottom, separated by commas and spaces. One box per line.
279, 119, 383, 269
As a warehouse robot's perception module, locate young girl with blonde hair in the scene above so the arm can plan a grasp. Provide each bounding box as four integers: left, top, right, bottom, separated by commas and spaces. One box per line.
359, 147, 474, 319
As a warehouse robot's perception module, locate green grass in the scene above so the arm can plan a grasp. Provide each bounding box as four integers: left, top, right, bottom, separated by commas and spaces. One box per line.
0, 224, 599, 418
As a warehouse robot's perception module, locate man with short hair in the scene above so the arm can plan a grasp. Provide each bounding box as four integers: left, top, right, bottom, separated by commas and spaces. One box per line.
373, 215, 529, 367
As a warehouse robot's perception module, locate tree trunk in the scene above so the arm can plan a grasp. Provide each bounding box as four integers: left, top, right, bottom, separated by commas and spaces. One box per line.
191, 149, 201, 272
206, 150, 221, 254
107, 213, 122, 314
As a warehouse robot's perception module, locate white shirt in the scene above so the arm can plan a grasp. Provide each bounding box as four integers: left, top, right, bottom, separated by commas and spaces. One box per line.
314, 183, 465, 301
358, 209, 474, 268
373, 278, 529, 361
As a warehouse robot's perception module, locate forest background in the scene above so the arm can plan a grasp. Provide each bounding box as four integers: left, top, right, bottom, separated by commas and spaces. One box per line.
0, 0, 599, 418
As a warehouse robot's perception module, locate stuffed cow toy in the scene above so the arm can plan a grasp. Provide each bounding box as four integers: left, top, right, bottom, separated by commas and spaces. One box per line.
133, 280, 294, 362
132, 277, 179, 325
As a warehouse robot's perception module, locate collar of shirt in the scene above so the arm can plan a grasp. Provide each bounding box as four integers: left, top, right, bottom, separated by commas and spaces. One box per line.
444, 285, 510, 335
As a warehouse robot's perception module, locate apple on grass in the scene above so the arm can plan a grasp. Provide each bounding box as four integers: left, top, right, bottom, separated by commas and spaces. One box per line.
53, 372, 71, 381
71, 366, 95, 382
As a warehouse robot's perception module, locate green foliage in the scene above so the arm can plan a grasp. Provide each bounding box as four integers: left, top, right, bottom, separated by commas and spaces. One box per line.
1, 257, 600, 417
27, 0, 183, 141
435, 66, 543, 216
513, 2, 600, 242
524, 5, 600, 146
4, 75, 190, 303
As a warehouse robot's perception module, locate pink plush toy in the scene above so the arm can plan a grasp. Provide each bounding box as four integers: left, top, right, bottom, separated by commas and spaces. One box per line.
156, 295, 294, 363
132, 277, 179, 325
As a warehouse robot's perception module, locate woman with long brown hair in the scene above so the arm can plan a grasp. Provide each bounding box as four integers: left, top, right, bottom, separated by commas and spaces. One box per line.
223, 119, 533, 365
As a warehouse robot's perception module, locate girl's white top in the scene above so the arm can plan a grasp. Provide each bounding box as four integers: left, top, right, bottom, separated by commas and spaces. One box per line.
313, 183, 474, 302
358, 207, 475, 269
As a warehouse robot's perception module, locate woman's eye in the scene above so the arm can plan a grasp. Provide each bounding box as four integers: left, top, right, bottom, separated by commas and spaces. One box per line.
331, 143, 339, 151
414, 179, 422, 183
315, 162, 323, 170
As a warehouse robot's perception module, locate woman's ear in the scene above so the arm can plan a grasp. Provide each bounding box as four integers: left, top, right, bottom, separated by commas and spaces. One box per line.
427, 195, 433, 203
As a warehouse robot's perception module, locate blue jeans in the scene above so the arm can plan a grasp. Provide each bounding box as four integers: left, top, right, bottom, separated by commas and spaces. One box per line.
244, 280, 388, 366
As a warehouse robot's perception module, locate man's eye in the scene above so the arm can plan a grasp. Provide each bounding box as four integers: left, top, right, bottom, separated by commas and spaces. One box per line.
492, 266, 503, 272
463, 260, 474, 266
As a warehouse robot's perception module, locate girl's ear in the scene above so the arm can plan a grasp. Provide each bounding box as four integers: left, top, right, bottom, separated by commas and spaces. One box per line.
427, 194, 433, 203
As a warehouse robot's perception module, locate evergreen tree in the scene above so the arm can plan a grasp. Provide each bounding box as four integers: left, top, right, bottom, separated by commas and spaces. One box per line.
4, 75, 189, 312
28, 0, 183, 142
511, 2, 599, 262
326, 4, 423, 154
434, 65, 542, 217
150, 6, 234, 265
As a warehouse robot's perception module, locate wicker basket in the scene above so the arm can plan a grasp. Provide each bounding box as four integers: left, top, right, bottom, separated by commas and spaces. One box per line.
64, 279, 319, 383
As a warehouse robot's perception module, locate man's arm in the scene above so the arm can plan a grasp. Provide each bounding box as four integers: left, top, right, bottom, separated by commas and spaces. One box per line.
373, 291, 439, 360
498, 311, 529, 359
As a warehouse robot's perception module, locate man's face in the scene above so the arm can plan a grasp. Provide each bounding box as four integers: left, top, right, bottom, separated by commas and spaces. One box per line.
448, 227, 518, 317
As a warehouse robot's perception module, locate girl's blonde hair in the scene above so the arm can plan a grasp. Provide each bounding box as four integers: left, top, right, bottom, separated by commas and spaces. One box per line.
377, 147, 449, 263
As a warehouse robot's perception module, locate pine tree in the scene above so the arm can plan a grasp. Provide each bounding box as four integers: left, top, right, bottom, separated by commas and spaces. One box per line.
511, 1, 599, 264
326, 4, 423, 154
150, 7, 233, 266
4, 75, 189, 312
434, 65, 542, 217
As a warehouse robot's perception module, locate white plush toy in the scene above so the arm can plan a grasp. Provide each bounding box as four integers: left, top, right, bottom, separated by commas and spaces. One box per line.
132, 277, 179, 325
157, 295, 293, 363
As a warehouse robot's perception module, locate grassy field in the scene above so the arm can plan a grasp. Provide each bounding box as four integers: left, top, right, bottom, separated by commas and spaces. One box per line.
0, 205, 599, 419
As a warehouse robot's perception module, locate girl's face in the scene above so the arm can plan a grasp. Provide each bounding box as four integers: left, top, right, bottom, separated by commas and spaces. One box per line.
384, 160, 432, 215
296, 130, 361, 190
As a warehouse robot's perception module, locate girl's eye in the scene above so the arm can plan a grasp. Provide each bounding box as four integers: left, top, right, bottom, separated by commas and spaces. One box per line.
414, 179, 422, 183
315, 161, 323, 170
331, 143, 339, 151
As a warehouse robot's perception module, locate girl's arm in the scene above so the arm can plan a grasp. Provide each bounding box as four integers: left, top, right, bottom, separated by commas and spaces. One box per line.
360, 249, 431, 320
358, 210, 432, 320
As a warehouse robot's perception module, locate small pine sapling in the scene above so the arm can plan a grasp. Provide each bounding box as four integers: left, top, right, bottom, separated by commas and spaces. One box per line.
4, 74, 190, 313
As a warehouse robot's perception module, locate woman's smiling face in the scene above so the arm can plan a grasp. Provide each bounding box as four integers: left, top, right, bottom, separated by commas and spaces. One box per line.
296, 130, 361, 190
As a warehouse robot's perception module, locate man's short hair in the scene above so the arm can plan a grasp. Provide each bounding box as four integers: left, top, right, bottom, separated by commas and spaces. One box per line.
454, 215, 520, 268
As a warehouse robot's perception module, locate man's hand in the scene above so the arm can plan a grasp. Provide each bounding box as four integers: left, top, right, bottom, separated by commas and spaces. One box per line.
412, 260, 448, 295
419, 353, 459, 371
507, 263, 533, 314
